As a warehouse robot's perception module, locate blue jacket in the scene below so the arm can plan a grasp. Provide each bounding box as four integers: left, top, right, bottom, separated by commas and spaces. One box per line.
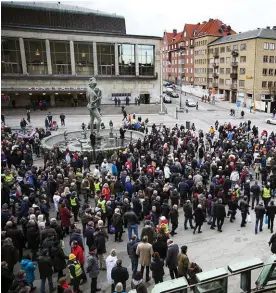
111, 164, 118, 175
20, 259, 36, 283
125, 181, 133, 196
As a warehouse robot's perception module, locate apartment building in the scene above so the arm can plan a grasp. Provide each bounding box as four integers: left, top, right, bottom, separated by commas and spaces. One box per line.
162, 30, 184, 84
193, 19, 236, 88
208, 28, 276, 111
162, 19, 235, 86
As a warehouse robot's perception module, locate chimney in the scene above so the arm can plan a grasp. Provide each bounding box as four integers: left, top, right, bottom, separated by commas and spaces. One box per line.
266, 26, 270, 29
173, 29, 177, 36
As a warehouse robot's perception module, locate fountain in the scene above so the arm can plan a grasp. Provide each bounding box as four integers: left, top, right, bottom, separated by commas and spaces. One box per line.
40, 77, 145, 159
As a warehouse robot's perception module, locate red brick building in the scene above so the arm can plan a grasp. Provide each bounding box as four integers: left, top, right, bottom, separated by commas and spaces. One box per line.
162, 19, 236, 86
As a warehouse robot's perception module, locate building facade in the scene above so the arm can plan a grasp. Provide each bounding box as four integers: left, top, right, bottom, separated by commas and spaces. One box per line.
208, 28, 276, 110
1, 2, 161, 107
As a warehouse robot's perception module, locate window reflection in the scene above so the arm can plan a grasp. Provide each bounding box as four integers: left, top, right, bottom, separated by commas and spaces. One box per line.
138, 45, 154, 76
1, 38, 22, 74
74, 42, 94, 75
118, 44, 135, 75
50, 41, 71, 74
24, 39, 47, 74
97, 43, 115, 75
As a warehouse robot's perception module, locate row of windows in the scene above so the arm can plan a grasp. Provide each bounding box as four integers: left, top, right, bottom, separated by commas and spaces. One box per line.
195, 40, 208, 47
1, 38, 155, 76
218, 79, 245, 87
263, 55, 276, 63
262, 68, 276, 76
264, 43, 275, 50
194, 77, 207, 83
195, 49, 207, 56
195, 68, 207, 74
195, 59, 207, 65
262, 81, 276, 88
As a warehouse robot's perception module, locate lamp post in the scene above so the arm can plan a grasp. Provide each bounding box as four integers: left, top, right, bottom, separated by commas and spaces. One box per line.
159, 44, 165, 114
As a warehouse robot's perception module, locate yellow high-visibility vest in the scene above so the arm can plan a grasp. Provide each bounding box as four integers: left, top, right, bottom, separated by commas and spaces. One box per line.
69, 262, 82, 279
263, 188, 271, 198
98, 199, 106, 213
70, 197, 77, 206
94, 182, 101, 192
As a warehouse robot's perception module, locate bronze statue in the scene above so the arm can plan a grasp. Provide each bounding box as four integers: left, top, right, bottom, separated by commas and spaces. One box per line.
86, 77, 102, 137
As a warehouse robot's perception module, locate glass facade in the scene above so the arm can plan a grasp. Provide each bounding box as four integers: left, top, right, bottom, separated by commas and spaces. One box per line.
50, 41, 71, 74
138, 45, 154, 76
118, 44, 135, 75
1, 38, 22, 74
97, 43, 115, 75
24, 39, 47, 74
74, 42, 94, 75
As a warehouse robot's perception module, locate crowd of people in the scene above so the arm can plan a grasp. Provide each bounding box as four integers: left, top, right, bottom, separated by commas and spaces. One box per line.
1, 109, 276, 293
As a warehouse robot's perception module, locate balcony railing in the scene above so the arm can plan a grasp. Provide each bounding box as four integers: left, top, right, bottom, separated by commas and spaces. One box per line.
213, 73, 219, 78
232, 62, 238, 67
231, 50, 239, 56
213, 52, 219, 58
212, 63, 219, 68
231, 84, 237, 90
230, 73, 238, 79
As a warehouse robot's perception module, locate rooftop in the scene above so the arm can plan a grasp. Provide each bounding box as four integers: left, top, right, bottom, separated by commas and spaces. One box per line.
1, 1, 124, 18
208, 28, 276, 46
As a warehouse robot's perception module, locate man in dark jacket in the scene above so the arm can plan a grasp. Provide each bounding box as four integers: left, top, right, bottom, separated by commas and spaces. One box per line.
153, 234, 167, 260
111, 259, 129, 292
255, 202, 266, 234
215, 198, 226, 232
127, 235, 139, 277
123, 208, 140, 241
244, 180, 251, 203
140, 221, 156, 244
166, 239, 179, 279
37, 249, 55, 293
86, 246, 100, 293
94, 226, 108, 270
112, 209, 123, 242
239, 196, 250, 227
1, 203, 11, 230
183, 200, 194, 230
267, 201, 276, 233
84, 221, 95, 249
41, 222, 57, 243
251, 181, 261, 209
161, 199, 171, 220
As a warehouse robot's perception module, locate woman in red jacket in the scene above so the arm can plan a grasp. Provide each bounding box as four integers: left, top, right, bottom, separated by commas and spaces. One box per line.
59, 203, 71, 235
71, 241, 87, 283
101, 183, 111, 201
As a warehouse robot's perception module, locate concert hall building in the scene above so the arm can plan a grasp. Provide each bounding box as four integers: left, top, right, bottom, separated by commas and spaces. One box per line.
1, 2, 161, 108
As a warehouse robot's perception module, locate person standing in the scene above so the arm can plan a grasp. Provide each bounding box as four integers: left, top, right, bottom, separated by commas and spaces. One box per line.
86, 246, 101, 293
94, 224, 108, 271
124, 208, 140, 241
170, 205, 179, 236
255, 202, 266, 234
215, 198, 226, 232
166, 239, 179, 279
112, 208, 123, 242
251, 181, 261, 209
26, 109, 31, 123
127, 235, 139, 277
150, 252, 164, 284
37, 249, 56, 293
193, 204, 205, 234
60, 113, 65, 126
67, 253, 83, 293
262, 184, 272, 208
69, 192, 79, 222
183, 200, 194, 230
105, 249, 118, 291
267, 201, 276, 233
114, 97, 118, 107
239, 196, 250, 227
1, 238, 19, 272
178, 245, 190, 278
71, 241, 87, 283
136, 236, 153, 282
269, 233, 276, 254
111, 259, 129, 292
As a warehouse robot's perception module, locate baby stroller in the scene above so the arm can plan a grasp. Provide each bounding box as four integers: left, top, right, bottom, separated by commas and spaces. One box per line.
49, 121, 58, 131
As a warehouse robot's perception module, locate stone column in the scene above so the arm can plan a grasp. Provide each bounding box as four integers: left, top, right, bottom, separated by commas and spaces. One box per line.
19, 37, 27, 74
50, 94, 55, 107
135, 44, 139, 76
93, 42, 98, 76
45, 40, 52, 74
115, 43, 119, 75
70, 40, 76, 75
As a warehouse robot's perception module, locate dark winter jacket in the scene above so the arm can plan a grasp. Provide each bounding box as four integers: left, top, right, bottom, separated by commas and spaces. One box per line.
94, 230, 107, 254
1, 266, 14, 293
152, 239, 167, 260
111, 265, 129, 285
166, 243, 179, 269
183, 203, 193, 218
86, 254, 99, 278
127, 240, 139, 261
214, 203, 226, 220
37, 255, 54, 279
52, 246, 68, 271
1, 242, 19, 270
140, 226, 156, 244
170, 209, 179, 224
84, 226, 95, 249
255, 205, 266, 219
150, 258, 164, 279
193, 207, 205, 225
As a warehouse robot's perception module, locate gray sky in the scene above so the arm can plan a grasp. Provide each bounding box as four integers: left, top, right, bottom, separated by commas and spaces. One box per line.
62, 0, 276, 36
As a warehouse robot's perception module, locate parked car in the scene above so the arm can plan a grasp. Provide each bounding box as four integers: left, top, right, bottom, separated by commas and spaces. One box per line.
186, 99, 196, 107
163, 95, 172, 104
266, 118, 276, 125
169, 92, 179, 98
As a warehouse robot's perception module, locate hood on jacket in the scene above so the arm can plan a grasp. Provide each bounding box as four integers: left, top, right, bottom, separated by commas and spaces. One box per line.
20, 259, 32, 269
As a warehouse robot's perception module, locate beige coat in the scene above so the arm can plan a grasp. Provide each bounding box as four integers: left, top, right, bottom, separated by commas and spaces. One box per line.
136, 242, 153, 266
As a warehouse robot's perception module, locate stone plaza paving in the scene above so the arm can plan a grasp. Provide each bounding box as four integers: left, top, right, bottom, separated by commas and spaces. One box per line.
3, 101, 276, 292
